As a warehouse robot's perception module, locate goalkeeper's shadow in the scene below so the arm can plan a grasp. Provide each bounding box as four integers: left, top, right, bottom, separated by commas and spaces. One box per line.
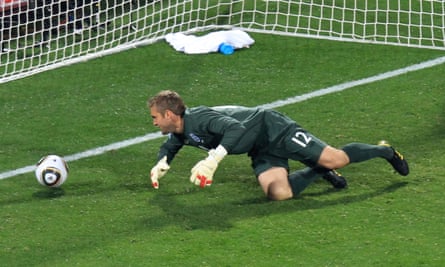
141, 181, 408, 231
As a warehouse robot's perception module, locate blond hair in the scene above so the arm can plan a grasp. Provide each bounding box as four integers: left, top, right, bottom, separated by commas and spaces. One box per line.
148, 90, 186, 116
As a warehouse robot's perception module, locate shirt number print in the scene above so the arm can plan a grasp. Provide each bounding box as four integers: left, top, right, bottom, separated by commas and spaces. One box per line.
291, 131, 312, 148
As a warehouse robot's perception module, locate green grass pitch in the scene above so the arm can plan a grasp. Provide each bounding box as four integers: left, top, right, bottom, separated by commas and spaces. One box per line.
1, 33, 444, 266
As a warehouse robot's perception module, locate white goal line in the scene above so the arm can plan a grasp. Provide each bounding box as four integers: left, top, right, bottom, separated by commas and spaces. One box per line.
2, 55, 445, 180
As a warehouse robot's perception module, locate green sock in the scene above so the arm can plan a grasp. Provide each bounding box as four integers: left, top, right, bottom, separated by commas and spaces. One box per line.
288, 167, 321, 197
342, 143, 393, 163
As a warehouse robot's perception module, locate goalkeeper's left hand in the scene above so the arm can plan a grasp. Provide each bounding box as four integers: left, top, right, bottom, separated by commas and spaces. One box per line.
190, 145, 227, 188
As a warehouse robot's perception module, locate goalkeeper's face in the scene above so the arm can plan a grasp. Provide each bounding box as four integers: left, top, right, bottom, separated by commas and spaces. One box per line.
150, 107, 181, 134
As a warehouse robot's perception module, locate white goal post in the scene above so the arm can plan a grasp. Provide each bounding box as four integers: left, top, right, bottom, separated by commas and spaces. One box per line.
1, 0, 444, 83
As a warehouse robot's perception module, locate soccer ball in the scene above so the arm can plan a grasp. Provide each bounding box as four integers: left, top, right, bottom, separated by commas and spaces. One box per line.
35, 155, 69, 187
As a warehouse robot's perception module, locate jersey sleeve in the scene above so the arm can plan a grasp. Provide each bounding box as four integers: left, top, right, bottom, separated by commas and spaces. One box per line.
157, 133, 184, 164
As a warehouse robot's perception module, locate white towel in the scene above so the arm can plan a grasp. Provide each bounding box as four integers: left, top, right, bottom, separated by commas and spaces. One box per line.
165, 30, 255, 54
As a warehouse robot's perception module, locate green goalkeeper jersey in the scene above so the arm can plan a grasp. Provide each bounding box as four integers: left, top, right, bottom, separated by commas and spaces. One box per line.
157, 105, 301, 163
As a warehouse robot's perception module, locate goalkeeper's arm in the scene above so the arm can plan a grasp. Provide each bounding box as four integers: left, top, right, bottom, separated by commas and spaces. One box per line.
150, 156, 170, 189
150, 133, 184, 189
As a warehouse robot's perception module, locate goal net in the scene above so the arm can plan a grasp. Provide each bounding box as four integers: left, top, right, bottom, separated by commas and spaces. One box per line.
1, 0, 444, 83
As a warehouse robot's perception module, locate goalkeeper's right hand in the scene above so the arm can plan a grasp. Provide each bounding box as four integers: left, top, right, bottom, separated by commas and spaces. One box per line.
150, 156, 170, 189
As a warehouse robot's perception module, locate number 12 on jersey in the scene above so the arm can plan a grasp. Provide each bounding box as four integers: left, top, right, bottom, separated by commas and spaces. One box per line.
292, 131, 312, 148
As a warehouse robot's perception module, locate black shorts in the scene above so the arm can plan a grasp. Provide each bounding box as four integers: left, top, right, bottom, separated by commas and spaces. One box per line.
250, 126, 327, 177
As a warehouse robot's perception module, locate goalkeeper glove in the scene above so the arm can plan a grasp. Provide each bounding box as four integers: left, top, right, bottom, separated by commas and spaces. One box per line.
150, 156, 170, 189
190, 145, 227, 188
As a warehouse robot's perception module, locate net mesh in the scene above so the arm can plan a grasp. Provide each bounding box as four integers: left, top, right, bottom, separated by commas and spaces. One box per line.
1, 0, 444, 83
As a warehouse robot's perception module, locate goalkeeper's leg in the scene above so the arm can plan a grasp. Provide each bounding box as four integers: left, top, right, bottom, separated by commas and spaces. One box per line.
339, 142, 409, 176
257, 166, 346, 200
317, 142, 409, 175
287, 167, 347, 197
258, 167, 293, 201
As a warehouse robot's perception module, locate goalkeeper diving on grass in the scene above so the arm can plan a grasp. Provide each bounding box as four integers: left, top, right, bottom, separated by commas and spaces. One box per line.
148, 90, 409, 201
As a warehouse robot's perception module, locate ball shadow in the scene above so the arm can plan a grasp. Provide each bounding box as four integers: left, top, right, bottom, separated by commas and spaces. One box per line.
32, 187, 66, 199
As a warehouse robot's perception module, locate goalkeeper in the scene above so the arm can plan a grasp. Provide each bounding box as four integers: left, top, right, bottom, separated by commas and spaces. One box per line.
148, 90, 409, 201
